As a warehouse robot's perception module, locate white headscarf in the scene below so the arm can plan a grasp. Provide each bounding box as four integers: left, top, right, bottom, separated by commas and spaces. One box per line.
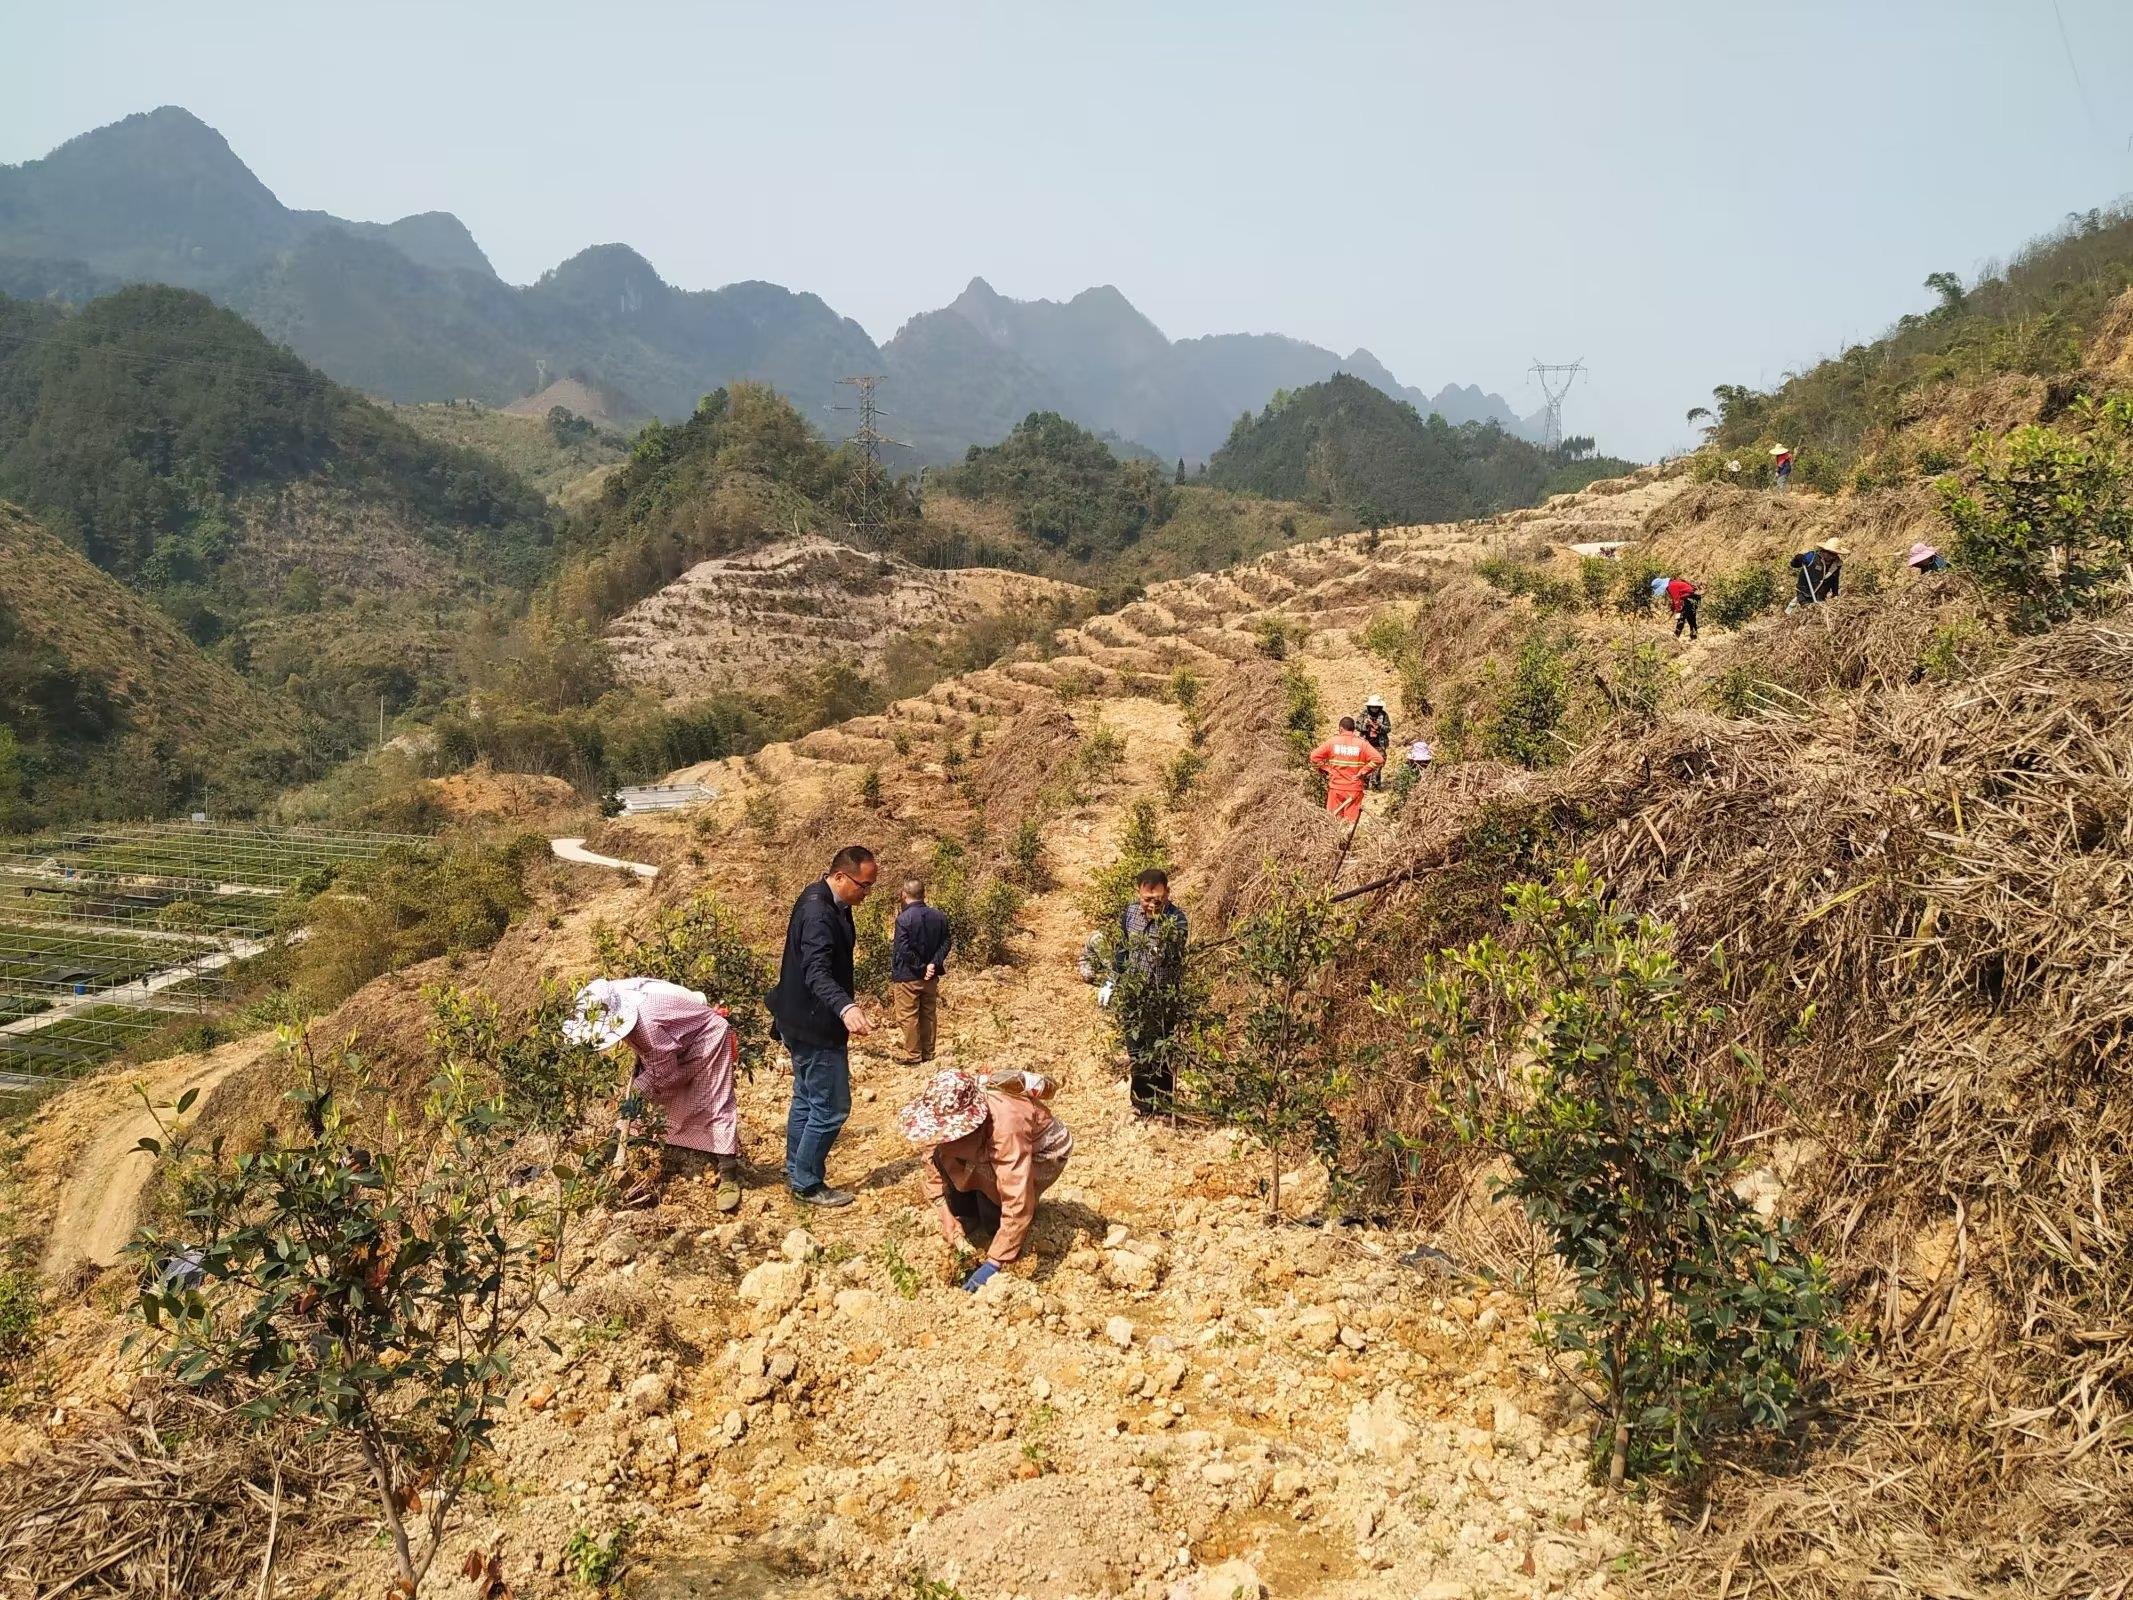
564, 976, 708, 1050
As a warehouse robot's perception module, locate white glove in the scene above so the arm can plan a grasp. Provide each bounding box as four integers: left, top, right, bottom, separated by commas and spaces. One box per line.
1097, 982, 1114, 1008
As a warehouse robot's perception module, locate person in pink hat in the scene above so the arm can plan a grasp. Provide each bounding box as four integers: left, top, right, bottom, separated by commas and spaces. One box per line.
896, 1068, 1074, 1290
567, 977, 744, 1212
1906, 541, 1947, 574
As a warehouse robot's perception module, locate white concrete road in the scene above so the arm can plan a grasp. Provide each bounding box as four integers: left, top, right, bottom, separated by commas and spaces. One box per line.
550, 838, 660, 878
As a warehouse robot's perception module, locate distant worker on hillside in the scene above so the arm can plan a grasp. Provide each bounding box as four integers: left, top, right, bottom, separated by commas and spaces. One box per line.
1096, 868, 1190, 1117
766, 843, 878, 1208
899, 1067, 1073, 1290
1356, 695, 1393, 789
1788, 538, 1847, 609
1309, 715, 1383, 823
1906, 541, 1948, 575
1404, 737, 1434, 779
1665, 575, 1702, 640
567, 977, 744, 1213
890, 878, 952, 1065
1772, 445, 1795, 492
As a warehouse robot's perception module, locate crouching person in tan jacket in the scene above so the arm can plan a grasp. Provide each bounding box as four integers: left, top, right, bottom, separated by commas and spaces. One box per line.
896, 1068, 1073, 1291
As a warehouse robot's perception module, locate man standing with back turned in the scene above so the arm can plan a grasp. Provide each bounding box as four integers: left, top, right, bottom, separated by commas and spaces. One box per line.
767, 844, 878, 1208
891, 878, 951, 1065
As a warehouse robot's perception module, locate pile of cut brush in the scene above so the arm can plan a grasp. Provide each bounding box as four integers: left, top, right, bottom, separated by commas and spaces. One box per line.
0, 1389, 366, 1598
1340, 594, 2133, 1596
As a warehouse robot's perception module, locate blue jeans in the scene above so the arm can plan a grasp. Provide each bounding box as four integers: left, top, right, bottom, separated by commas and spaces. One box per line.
784, 1044, 852, 1192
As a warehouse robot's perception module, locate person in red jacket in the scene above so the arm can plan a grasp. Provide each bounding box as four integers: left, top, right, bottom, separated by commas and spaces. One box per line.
1664, 576, 1701, 640
1309, 716, 1382, 823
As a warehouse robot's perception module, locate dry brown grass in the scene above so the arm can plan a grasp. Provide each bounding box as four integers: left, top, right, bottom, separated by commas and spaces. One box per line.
1331, 595, 2133, 1596
0, 1389, 368, 1599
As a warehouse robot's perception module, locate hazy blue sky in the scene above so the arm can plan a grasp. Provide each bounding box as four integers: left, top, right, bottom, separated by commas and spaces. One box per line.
7, 0, 2133, 458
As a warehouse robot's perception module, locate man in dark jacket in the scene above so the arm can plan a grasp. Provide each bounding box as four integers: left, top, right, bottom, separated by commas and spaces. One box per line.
1357, 696, 1393, 790
1098, 868, 1190, 1116
1789, 538, 1846, 609
890, 878, 951, 1065
766, 844, 878, 1207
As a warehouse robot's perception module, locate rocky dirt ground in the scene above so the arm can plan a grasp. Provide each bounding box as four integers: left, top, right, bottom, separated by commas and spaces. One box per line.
423, 742, 1656, 1600
16, 463, 1897, 1600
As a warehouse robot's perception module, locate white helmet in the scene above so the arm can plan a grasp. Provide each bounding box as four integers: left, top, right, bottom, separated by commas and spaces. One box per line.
1364, 694, 1386, 709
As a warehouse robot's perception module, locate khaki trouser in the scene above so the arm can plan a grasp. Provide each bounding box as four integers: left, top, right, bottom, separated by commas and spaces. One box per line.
892, 977, 940, 1062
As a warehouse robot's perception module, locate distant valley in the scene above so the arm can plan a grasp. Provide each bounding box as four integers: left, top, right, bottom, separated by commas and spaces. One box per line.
0, 107, 1548, 466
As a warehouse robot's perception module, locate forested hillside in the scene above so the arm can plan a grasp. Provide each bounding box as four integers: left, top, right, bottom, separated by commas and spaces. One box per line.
934, 411, 1177, 561
0, 504, 291, 828
1696, 203, 2133, 486
1208, 373, 1637, 525
0, 286, 554, 632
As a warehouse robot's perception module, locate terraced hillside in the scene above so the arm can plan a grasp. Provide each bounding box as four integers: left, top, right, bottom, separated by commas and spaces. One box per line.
11, 415, 2130, 1600
605, 536, 1090, 696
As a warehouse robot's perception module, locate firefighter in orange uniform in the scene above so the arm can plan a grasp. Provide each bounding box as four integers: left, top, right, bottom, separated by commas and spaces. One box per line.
1308, 715, 1383, 823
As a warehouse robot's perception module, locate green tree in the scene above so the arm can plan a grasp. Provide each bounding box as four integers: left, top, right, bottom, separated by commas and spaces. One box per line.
1938, 396, 2133, 631
1381, 866, 1848, 1485
132, 1018, 608, 1595
1924, 270, 1967, 314
1187, 873, 1354, 1216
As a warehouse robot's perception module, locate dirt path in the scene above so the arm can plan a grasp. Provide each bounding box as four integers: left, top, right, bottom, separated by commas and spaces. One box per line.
38, 1038, 259, 1276
407, 686, 1648, 1600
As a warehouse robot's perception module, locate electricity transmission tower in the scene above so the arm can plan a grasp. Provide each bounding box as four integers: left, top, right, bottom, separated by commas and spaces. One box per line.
1528, 359, 1585, 453
833, 374, 907, 536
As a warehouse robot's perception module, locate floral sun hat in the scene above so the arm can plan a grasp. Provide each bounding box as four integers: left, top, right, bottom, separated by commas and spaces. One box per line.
564, 979, 639, 1050
896, 1069, 990, 1145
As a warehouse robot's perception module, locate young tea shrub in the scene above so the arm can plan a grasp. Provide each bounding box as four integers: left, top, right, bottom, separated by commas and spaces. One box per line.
1006, 815, 1048, 890
1607, 639, 1672, 721
1360, 608, 1411, 664
1614, 556, 1664, 616
1165, 667, 1202, 710
1708, 663, 1782, 718
1940, 396, 2133, 631
1162, 746, 1206, 806
1280, 663, 1323, 767
1919, 616, 1994, 682
1077, 720, 1127, 783
1186, 873, 1354, 1217
742, 791, 780, 835
592, 893, 775, 1076
132, 1019, 610, 1597
1578, 556, 1612, 609
956, 878, 1025, 968
1488, 635, 1568, 768
1381, 865, 1848, 1485
0, 1267, 38, 1371
1078, 799, 1171, 925
1250, 615, 1292, 659
860, 767, 883, 808
1703, 565, 1779, 627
